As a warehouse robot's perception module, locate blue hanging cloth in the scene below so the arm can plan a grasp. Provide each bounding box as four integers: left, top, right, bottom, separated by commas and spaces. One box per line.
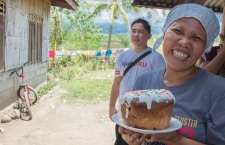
105, 49, 112, 57
96, 50, 101, 56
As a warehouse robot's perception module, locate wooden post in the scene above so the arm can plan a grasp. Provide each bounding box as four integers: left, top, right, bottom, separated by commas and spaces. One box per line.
221, 1, 225, 35
178, 0, 188, 5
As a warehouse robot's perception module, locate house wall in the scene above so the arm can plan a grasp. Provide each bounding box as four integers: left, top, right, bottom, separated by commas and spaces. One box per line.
0, 0, 50, 110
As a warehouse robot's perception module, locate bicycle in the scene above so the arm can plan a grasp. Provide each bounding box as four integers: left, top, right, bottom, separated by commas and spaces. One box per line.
9, 62, 38, 120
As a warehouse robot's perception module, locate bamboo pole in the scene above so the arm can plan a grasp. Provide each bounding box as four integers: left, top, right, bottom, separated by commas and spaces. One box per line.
221, 1, 225, 35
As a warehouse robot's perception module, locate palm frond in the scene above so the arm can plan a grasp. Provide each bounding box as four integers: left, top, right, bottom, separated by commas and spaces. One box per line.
118, 5, 130, 31
121, 2, 139, 13
86, 3, 110, 20
110, 1, 117, 26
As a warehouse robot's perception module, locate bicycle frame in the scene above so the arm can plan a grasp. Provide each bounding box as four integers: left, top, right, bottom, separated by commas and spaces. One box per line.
10, 62, 34, 120
21, 86, 33, 107
10, 62, 30, 101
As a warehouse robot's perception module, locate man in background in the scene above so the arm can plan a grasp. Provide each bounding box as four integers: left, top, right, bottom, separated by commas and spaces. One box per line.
109, 18, 166, 145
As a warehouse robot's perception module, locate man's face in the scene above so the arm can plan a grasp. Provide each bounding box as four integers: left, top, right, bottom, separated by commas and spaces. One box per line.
131, 23, 151, 49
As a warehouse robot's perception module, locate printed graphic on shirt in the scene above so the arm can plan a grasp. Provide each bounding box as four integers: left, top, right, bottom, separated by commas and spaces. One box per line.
122, 61, 148, 68
146, 115, 197, 145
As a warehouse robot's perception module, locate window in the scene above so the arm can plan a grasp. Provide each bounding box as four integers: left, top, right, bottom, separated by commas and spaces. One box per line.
0, 0, 5, 71
28, 13, 43, 63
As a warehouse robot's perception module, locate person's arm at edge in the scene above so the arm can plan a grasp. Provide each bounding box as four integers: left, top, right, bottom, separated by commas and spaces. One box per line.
109, 76, 123, 120
199, 50, 225, 74
200, 34, 225, 74
164, 133, 206, 145
120, 128, 206, 145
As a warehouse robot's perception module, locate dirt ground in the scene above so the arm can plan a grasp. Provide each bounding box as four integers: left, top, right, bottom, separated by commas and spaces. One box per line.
0, 86, 116, 145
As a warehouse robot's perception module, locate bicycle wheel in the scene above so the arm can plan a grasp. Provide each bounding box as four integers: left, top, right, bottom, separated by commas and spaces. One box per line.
18, 86, 38, 105
24, 92, 32, 120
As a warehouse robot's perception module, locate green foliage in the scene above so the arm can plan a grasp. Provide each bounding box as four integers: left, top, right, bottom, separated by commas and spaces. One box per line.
37, 75, 57, 97
80, 0, 139, 49
50, 7, 64, 50
48, 54, 116, 81
49, 2, 170, 51
50, 5, 103, 51
214, 35, 220, 44
13, 101, 24, 109
99, 34, 132, 48
118, 34, 130, 47
68, 10, 103, 50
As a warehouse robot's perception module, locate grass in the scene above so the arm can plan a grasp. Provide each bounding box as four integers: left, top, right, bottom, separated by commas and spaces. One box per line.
59, 69, 114, 103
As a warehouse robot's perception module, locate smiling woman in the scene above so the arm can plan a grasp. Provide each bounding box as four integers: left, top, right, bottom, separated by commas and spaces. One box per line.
163, 18, 207, 73
118, 3, 225, 145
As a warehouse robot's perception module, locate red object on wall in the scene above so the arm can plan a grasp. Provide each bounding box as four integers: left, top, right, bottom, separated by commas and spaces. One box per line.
49, 50, 55, 58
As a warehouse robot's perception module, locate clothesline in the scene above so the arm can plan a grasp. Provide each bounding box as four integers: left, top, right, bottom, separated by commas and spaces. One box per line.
49, 48, 130, 58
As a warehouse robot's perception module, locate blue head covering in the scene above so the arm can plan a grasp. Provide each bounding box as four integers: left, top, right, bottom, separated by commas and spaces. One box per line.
153, 3, 220, 55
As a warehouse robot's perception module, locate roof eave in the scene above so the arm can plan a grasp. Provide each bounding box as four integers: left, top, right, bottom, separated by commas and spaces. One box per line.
51, 0, 79, 11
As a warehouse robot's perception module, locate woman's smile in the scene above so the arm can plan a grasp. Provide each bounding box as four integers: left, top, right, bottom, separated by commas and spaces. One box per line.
172, 49, 188, 60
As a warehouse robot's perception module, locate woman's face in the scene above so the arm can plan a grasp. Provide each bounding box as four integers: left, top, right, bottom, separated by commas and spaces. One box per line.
163, 18, 207, 71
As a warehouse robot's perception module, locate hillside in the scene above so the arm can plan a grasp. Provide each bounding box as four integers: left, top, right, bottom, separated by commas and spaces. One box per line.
96, 23, 162, 35
95, 13, 222, 36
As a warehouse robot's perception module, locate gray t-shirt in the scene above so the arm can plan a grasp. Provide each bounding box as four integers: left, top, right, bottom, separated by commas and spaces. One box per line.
115, 47, 166, 96
134, 68, 225, 145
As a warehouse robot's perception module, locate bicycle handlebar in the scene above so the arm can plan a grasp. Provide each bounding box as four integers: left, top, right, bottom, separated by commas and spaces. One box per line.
9, 62, 29, 77
23, 62, 29, 66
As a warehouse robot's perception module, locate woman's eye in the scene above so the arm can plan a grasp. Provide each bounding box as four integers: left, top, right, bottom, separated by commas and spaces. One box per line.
174, 29, 182, 34
193, 37, 201, 41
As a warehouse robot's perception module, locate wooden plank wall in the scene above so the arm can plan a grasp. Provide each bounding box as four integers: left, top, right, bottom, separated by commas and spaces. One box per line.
0, 0, 5, 72
5, 0, 50, 70
0, 0, 50, 110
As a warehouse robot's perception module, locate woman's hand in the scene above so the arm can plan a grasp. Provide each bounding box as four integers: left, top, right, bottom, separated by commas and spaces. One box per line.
118, 126, 148, 145
145, 131, 181, 143
118, 126, 180, 144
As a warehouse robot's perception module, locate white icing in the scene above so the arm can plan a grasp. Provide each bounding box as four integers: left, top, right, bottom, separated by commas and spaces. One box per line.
119, 89, 175, 118
125, 107, 129, 118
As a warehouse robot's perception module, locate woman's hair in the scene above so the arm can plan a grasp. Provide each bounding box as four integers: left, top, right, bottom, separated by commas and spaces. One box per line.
153, 3, 220, 54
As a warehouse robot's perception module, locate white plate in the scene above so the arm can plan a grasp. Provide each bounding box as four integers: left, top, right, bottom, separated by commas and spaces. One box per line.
112, 113, 182, 134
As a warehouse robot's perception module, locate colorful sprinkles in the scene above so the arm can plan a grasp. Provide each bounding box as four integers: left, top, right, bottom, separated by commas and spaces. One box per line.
119, 89, 175, 110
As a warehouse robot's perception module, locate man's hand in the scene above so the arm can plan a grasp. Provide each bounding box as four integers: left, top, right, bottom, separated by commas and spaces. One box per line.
109, 106, 117, 121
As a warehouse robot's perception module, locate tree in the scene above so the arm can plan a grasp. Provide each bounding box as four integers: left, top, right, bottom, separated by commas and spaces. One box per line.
49, 6, 64, 68
86, 0, 139, 50
63, 5, 103, 50
50, 4, 103, 51
147, 9, 168, 25
50, 7, 64, 51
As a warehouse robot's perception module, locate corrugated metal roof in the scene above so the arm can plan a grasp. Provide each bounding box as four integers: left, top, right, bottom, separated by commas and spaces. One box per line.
132, 0, 224, 13
50, 0, 79, 11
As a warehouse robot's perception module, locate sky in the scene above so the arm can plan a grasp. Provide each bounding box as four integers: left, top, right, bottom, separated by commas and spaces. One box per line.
79, 0, 223, 31
93, 7, 168, 27
78, 0, 168, 26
